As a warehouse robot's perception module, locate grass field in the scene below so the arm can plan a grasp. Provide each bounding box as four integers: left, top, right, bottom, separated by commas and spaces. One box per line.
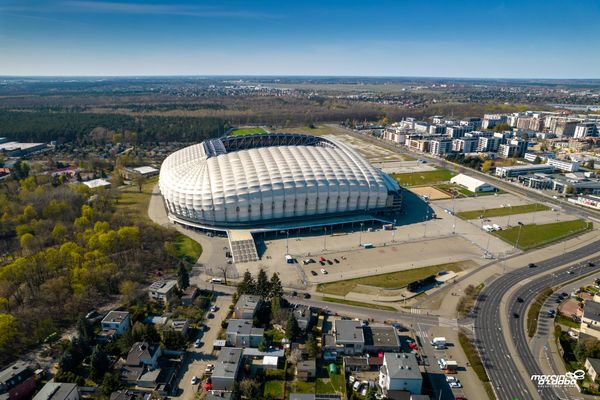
291, 380, 315, 394
435, 183, 474, 197
457, 203, 550, 220
116, 176, 158, 221
391, 168, 455, 187
281, 124, 341, 136
264, 380, 284, 398
229, 127, 267, 136
321, 297, 397, 311
174, 235, 203, 263
555, 314, 580, 329
317, 261, 469, 296
494, 219, 592, 250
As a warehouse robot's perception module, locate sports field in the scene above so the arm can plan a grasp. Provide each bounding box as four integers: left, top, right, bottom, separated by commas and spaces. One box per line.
410, 186, 451, 200
229, 127, 267, 136
457, 203, 549, 220
494, 219, 592, 250
392, 168, 455, 187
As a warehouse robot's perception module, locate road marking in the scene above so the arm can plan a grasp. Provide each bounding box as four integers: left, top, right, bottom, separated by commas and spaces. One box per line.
411, 308, 421, 314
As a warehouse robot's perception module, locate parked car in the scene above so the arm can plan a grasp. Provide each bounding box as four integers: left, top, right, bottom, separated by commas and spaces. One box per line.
319, 261, 326, 266
352, 381, 362, 391
194, 339, 201, 348
516, 297, 524, 303
191, 376, 199, 385
589, 262, 596, 267
321, 268, 328, 274
210, 305, 218, 312
303, 293, 311, 299
528, 263, 537, 268
334, 258, 340, 263
445, 376, 458, 383
310, 270, 318, 276
291, 291, 298, 297
449, 382, 462, 388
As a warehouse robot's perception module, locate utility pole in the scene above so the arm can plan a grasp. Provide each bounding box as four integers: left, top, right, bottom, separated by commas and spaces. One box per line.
515, 221, 524, 249
359, 222, 364, 247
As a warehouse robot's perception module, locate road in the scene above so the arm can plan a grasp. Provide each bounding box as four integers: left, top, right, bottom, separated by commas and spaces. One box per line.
474, 239, 600, 400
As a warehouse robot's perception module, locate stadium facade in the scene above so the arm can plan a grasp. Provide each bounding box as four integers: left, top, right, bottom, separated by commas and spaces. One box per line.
159, 133, 402, 231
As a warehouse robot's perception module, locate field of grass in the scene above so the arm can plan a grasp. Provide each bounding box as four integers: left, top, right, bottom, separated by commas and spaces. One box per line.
281, 124, 341, 136
229, 127, 267, 136
315, 363, 345, 395
435, 183, 474, 197
457, 203, 549, 220
322, 297, 397, 311
116, 176, 158, 221
291, 380, 315, 394
174, 234, 203, 263
264, 380, 284, 398
494, 219, 592, 250
391, 168, 455, 187
317, 261, 470, 296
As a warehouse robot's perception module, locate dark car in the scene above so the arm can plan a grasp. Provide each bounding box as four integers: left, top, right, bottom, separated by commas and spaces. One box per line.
207, 313, 215, 319
291, 291, 298, 297
516, 297, 524, 303
561, 292, 568, 298
327, 260, 333, 265
528, 263, 537, 268
310, 270, 318, 276
555, 298, 562, 303
513, 312, 519, 318
589, 262, 596, 267
319, 261, 325, 266
303, 293, 311, 299
334, 258, 340, 264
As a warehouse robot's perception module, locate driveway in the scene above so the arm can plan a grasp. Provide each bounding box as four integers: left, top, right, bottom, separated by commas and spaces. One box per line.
172, 294, 232, 399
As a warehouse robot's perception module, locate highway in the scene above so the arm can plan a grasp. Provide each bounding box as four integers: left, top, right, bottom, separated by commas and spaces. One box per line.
474, 239, 600, 400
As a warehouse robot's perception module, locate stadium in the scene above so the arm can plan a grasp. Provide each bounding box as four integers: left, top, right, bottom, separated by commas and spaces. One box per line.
159, 133, 403, 232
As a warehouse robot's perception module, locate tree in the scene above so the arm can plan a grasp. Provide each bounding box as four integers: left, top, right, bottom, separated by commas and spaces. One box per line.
90, 345, 110, 380
238, 270, 255, 295
269, 273, 283, 299
533, 156, 542, 164
0, 314, 18, 355
256, 268, 270, 298
135, 174, 145, 193
305, 334, 317, 358
177, 263, 189, 290
365, 386, 377, 400
100, 373, 121, 397
288, 348, 302, 365
77, 315, 94, 343
492, 122, 510, 132
239, 379, 260, 399
286, 314, 300, 340
481, 159, 493, 173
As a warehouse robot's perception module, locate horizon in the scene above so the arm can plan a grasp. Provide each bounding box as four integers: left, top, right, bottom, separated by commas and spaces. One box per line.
1, 0, 599, 78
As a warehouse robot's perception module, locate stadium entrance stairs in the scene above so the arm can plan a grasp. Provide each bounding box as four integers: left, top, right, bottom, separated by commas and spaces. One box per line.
227, 229, 259, 263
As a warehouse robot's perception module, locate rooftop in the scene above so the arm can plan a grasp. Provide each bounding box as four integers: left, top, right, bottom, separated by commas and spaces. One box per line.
212, 348, 243, 380
584, 300, 600, 324
32, 383, 78, 400
334, 320, 365, 344
383, 353, 421, 380
126, 342, 160, 366
148, 280, 177, 294
102, 310, 130, 324
587, 357, 600, 372
0, 361, 32, 385
364, 326, 400, 348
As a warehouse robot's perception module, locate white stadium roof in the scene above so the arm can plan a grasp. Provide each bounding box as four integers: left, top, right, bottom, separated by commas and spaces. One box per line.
159, 133, 401, 228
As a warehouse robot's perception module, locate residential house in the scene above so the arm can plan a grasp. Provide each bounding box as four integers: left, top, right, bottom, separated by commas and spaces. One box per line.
343, 355, 384, 373
120, 342, 162, 384
100, 311, 131, 338
241, 348, 284, 375
585, 358, 600, 382
333, 320, 364, 355
292, 306, 313, 332
148, 280, 177, 305
378, 353, 422, 395
289, 395, 341, 400
0, 362, 36, 400
580, 301, 600, 340
296, 360, 316, 381
226, 320, 264, 348
211, 348, 243, 391
233, 295, 261, 319
33, 383, 79, 400
205, 393, 232, 400
167, 319, 190, 337
180, 286, 199, 306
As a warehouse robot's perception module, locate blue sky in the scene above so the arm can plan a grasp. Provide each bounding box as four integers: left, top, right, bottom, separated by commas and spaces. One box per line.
0, 0, 599, 78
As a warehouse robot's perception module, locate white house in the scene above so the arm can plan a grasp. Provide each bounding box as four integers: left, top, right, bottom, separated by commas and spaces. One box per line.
378, 353, 422, 394
101, 311, 131, 337
450, 174, 496, 193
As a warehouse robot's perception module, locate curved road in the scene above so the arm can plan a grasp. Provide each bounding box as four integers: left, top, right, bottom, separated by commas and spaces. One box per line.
474, 239, 600, 400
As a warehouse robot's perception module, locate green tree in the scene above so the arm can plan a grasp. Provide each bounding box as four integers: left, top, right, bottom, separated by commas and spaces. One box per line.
239, 379, 260, 399
238, 270, 255, 295
269, 273, 283, 299
77, 316, 94, 343
100, 373, 121, 397
0, 314, 19, 354
256, 268, 270, 298
533, 156, 542, 164
177, 263, 189, 290
305, 334, 317, 358
481, 159, 493, 173
365, 386, 377, 400
90, 345, 110, 380
286, 314, 300, 340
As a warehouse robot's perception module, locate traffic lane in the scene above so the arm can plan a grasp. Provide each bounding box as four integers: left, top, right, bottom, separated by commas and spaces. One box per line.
413, 324, 456, 400
173, 295, 232, 400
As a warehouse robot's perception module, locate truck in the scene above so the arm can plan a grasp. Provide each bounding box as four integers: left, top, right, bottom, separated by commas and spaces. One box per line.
431, 337, 446, 347
442, 360, 458, 373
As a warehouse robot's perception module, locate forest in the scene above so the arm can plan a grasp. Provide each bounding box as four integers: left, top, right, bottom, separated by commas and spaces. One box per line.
0, 171, 180, 366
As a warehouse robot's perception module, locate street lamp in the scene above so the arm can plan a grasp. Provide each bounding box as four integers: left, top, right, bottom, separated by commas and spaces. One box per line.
505, 204, 512, 227
286, 230, 289, 255
359, 222, 364, 247
515, 222, 524, 249
323, 226, 327, 251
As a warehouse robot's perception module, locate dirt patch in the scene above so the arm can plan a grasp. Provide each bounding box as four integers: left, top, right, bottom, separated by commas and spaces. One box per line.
410, 186, 451, 200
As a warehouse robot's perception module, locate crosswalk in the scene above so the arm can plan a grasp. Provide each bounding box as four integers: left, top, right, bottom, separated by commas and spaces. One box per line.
410, 308, 421, 314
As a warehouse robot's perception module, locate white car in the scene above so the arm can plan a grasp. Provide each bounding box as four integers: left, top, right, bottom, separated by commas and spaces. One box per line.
210, 305, 218, 312
449, 381, 462, 388
445, 376, 458, 383
194, 339, 201, 348
352, 381, 362, 391
348, 375, 356, 384
320, 268, 328, 274
191, 376, 199, 385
